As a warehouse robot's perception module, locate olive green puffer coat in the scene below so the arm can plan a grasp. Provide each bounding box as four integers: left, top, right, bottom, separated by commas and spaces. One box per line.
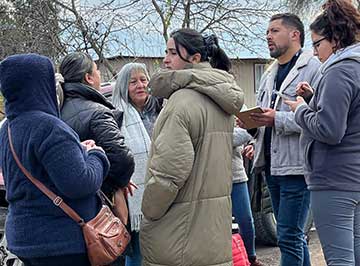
140, 62, 244, 266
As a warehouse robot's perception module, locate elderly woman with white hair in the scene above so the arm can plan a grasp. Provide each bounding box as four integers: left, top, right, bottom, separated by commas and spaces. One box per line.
112, 62, 163, 266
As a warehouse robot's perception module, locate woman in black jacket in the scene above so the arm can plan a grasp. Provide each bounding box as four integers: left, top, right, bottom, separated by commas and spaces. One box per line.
59, 52, 134, 195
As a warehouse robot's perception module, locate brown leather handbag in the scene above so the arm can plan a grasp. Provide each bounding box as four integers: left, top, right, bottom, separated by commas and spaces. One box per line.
101, 188, 129, 226
8, 127, 130, 266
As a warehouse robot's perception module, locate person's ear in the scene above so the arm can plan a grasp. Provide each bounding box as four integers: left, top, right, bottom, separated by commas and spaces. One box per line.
190, 53, 201, 64
331, 39, 338, 53
291, 30, 300, 42
84, 72, 94, 86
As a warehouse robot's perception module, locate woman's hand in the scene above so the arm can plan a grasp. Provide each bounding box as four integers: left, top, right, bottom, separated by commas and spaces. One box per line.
123, 180, 138, 198
284, 97, 305, 112
81, 139, 95, 151
242, 144, 254, 160
235, 117, 246, 129
296, 82, 314, 98
82, 140, 105, 153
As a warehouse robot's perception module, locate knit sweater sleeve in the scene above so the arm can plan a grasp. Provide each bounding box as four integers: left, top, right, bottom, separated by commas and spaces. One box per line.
233, 127, 252, 147
37, 123, 110, 199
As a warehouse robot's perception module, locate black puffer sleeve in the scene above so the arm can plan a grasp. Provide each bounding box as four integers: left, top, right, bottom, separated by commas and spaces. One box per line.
89, 109, 134, 191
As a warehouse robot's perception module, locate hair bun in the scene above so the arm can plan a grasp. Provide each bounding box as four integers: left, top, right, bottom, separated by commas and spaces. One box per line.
203, 34, 219, 58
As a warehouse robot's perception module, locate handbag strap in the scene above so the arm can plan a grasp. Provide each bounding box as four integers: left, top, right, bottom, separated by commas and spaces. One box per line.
7, 126, 85, 226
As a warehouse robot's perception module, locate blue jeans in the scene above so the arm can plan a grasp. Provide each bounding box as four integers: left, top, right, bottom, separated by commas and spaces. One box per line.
266, 174, 311, 266
125, 231, 142, 266
231, 182, 256, 258
311, 190, 360, 266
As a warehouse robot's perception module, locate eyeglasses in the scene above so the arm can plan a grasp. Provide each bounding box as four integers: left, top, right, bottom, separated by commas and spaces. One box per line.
312, 37, 327, 52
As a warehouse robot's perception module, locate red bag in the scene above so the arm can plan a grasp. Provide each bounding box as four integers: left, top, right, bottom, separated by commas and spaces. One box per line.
232, 234, 250, 266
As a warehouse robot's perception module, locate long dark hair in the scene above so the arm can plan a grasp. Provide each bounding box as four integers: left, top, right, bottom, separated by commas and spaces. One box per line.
170, 28, 231, 72
310, 0, 360, 50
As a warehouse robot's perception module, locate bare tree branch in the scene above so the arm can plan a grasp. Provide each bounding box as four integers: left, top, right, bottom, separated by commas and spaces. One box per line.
151, 0, 181, 42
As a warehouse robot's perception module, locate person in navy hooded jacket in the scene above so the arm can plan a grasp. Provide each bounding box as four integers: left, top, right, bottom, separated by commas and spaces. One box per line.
0, 53, 110, 266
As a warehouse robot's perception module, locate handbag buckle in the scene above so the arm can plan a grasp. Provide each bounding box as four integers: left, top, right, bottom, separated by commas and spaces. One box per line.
53, 196, 63, 206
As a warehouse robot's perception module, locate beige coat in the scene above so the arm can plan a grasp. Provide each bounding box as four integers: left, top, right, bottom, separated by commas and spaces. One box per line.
140, 62, 244, 266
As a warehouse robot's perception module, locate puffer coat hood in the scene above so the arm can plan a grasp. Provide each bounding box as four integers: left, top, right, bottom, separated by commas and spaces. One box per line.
149, 62, 244, 115
0, 54, 58, 120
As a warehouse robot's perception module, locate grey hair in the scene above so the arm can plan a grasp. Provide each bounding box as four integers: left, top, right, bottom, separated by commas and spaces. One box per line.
112, 62, 150, 110
55, 73, 64, 108
59, 52, 94, 84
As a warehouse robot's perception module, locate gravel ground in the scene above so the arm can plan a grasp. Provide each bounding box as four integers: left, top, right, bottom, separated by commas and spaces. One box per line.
256, 229, 326, 266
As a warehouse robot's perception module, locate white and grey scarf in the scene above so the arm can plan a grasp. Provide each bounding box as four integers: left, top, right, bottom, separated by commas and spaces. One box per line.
118, 98, 151, 232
